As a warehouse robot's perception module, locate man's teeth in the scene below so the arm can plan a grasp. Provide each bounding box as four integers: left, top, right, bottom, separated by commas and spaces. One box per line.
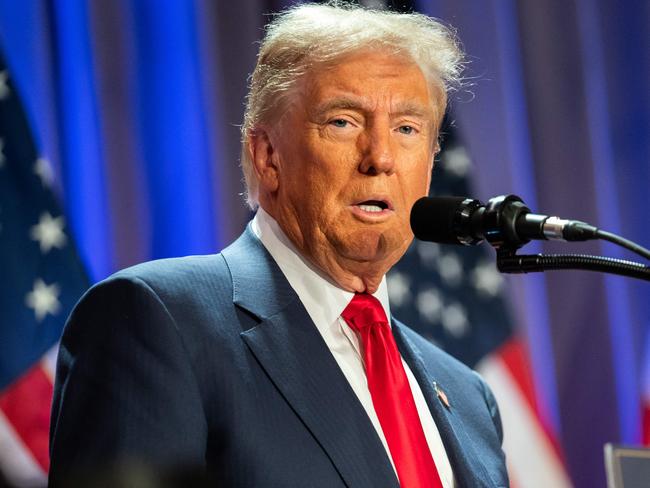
358, 204, 383, 213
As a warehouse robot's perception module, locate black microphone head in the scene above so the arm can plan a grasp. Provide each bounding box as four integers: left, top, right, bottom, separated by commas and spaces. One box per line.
410, 196, 472, 244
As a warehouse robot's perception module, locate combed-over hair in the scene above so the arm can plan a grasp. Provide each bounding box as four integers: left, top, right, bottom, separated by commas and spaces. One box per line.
241, 2, 465, 208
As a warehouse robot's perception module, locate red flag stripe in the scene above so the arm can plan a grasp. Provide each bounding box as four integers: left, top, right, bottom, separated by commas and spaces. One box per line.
0, 363, 53, 472
0, 410, 47, 486
478, 349, 573, 488
642, 398, 650, 446
494, 339, 539, 416
495, 338, 568, 466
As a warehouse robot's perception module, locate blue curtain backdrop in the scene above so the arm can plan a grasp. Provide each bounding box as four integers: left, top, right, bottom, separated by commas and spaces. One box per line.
0, 1, 648, 487
414, 4, 650, 488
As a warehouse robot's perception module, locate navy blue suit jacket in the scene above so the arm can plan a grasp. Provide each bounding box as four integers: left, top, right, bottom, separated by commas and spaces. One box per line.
49, 227, 508, 487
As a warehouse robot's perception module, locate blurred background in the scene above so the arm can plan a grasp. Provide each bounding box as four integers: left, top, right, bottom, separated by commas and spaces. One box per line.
0, 0, 648, 487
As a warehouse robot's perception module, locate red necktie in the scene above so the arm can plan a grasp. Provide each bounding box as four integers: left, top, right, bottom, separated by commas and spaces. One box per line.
342, 293, 444, 488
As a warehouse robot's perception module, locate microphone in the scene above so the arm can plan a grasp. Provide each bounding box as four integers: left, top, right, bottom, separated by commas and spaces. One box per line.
410, 194, 598, 249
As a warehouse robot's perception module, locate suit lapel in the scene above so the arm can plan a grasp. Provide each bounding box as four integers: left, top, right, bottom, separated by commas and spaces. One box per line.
393, 321, 495, 488
223, 228, 398, 488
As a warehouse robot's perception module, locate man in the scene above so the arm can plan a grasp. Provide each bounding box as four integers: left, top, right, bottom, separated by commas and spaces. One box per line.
50, 3, 508, 487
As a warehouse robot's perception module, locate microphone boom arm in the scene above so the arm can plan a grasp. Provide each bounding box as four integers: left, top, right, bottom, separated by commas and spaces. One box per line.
496, 249, 650, 281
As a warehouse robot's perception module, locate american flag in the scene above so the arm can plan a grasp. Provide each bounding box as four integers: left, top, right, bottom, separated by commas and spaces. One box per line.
0, 52, 88, 486
389, 124, 573, 487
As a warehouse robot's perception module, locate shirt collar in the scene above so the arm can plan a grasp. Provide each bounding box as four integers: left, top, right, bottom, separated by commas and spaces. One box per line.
251, 207, 392, 327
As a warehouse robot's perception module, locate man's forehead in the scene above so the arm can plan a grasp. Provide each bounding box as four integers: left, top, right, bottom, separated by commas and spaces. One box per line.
297, 53, 444, 115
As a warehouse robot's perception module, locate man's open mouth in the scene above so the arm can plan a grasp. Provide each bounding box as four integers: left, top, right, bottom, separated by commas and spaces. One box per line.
355, 200, 391, 213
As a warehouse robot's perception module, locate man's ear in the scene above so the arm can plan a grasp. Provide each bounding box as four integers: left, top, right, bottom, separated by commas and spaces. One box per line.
248, 128, 279, 193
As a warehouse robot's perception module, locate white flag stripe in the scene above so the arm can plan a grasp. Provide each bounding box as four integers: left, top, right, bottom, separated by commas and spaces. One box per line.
478, 356, 573, 488
0, 410, 47, 487
41, 343, 59, 383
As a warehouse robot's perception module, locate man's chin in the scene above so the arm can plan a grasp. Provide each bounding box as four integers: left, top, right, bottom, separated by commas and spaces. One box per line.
336, 234, 388, 262
336, 229, 410, 263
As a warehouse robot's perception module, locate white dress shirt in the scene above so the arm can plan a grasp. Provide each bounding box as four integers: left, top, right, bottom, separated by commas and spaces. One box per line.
252, 208, 455, 487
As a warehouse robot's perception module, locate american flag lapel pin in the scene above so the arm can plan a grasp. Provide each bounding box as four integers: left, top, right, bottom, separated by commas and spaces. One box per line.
433, 381, 451, 410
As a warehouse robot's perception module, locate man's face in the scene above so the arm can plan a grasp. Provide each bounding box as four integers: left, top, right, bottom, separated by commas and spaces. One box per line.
257, 50, 444, 292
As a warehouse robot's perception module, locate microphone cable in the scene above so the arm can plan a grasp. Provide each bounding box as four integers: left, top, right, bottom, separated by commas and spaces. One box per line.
594, 229, 650, 261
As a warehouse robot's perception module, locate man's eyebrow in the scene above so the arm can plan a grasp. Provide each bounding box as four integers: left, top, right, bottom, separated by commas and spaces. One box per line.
312, 97, 366, 117
390, 101, 431, 118
313, 97, 432, 119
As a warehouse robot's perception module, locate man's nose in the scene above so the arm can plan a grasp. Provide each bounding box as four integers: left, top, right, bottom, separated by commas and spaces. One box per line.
358, 125, 396, 176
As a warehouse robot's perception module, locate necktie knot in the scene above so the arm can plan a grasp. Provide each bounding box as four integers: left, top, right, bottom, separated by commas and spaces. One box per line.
341, 293, 388, 332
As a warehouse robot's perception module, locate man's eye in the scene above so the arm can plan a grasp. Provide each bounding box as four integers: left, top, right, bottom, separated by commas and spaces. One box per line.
398, 125, 415, 135
329, 119, 349, 128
